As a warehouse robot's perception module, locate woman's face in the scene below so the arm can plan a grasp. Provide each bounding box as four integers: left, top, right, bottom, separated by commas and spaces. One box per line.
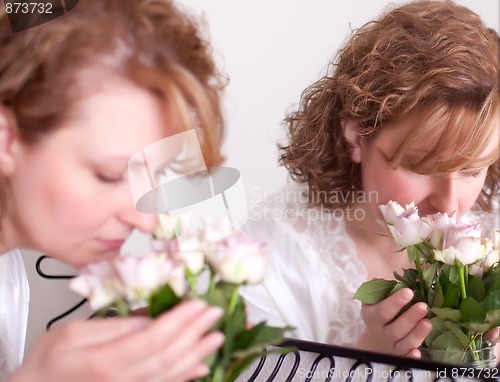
8, 79, 172, 267
357, 118, 499, 221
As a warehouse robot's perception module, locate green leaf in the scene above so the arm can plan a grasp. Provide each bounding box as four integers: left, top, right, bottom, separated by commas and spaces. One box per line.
429, 307, 462, 321
148, 284, 181, 318
442, 321, 471, 348
483, 290, 500, 311
225, 356, 259, 382
353, 279, 397, 304
430, 330, 463, 352
486, 309, 500, 323
391, 282, 407, 295
466, 276, 486, 302
440, 264, 459, 284
233, 324, 292, 356
407, 245, 418, 263
221, 298, 247, 363
425, 317, 446, 348
460, 297, 486, 323
423, 262, 438, 291
416, 241, 434, 259
400, 269, 419, 289
438, 271, 460, 309
427, 286, 435, 308
428, 331, 467, 363
432, 282, 444, 308
482, 270, 500, 293
464, 321, 495, 333
442, 282, 460, 309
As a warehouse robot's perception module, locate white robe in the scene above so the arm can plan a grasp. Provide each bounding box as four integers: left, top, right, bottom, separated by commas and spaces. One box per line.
0, 251, 30, 381
241, 183, 367, 346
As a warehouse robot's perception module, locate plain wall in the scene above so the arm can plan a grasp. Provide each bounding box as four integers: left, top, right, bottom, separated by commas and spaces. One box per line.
23, 0, 500, 352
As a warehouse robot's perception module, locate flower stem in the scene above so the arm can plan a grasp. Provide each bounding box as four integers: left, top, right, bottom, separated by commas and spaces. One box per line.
116, 299, 130, 317
210, 364, 224, 382
458, 265, 467, 300
209, 272, 216, 294
412, 247, 425, 300
228, 285, 239, 316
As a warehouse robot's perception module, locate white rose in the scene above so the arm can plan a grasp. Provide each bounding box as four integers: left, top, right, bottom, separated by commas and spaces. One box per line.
433, 222, 486, 266
201, 217, 234, 244
155, 212, 191, 240
379, 201, 405, 225
379, 202, 432, 247
115, 253, 177, 300
168, 263, 188, 297
69, 262, 125, 311
423, 212, 457, 248
470, 237, 499, 277
176, 236, 205, 275
492, 230, 500, 250
206, 234, 268, 284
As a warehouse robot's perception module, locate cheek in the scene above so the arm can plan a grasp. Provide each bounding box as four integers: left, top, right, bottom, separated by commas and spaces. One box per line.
17, 165, 115, 235
48, 179, 127, 235
458, 177, 487, 213
362, 166, 426, 213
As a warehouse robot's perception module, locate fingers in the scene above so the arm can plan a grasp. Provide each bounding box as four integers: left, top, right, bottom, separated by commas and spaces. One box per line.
154, 331, 225, 382
392, 313, 433, 355
111, 300, 224, 381
361, 288, 413, 328
484, 327, 500, 344
406, 348, 422, 359
46, 316, 152, 350
22, 301, 224, 382
106, 299, 208, 358
360, 288, 432, 356
388, 302, 427, 339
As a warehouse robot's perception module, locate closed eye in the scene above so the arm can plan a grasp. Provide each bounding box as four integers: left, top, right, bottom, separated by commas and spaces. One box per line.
459, 169, 484, 178
95, 173, 124, 183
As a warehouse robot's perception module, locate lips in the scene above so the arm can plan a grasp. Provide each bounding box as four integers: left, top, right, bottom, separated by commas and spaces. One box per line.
98, 239, 126, 250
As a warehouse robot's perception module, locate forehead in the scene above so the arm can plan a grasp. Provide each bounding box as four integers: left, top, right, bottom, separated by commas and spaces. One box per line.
70, 79, 170, 149
375, 110, 500, 171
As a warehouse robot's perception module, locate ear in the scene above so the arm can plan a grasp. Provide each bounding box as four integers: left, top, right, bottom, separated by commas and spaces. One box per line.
341, 119, 362, 163
0, 106, 17, 176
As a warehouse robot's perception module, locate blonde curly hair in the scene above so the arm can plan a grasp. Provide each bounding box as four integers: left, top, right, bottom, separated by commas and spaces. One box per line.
0, 0, 226, 217
280, 0, 499, 212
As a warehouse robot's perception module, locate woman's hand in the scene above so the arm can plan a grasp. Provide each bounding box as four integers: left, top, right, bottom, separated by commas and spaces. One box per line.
484, 327, 500, 361
357, 288, 433, 358
484, 327, 499, 345
9, 300, 224, 382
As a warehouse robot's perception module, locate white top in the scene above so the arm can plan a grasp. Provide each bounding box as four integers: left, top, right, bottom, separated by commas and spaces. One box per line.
241, 184, 367, 346
0, 250, 30, 382
240, 183, 499, 347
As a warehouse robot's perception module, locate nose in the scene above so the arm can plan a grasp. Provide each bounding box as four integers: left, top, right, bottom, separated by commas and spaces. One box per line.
428, 175, 459, 215
118, 206, 158, 234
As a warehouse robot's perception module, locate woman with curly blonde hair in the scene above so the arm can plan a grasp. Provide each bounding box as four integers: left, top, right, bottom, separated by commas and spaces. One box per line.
241, 0, 499, 358
0, 1, 226, 381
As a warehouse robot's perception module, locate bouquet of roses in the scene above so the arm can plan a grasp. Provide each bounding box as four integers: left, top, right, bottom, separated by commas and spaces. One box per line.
70, 213, 291, 382
354, 201, 499, 364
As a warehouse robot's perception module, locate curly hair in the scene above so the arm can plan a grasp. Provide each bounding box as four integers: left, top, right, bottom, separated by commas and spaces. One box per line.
280, 0, 499, 212
0, 0, 226, 218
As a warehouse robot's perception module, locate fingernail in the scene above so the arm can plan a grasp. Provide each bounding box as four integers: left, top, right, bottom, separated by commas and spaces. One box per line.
212, 331, 225, 345
207, 306, 225, 321
400, 289, 413, 303
184, 299, 208, 311
417, 303, 428, 313
133, 317, 151, 330
197, 364, 210, 377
